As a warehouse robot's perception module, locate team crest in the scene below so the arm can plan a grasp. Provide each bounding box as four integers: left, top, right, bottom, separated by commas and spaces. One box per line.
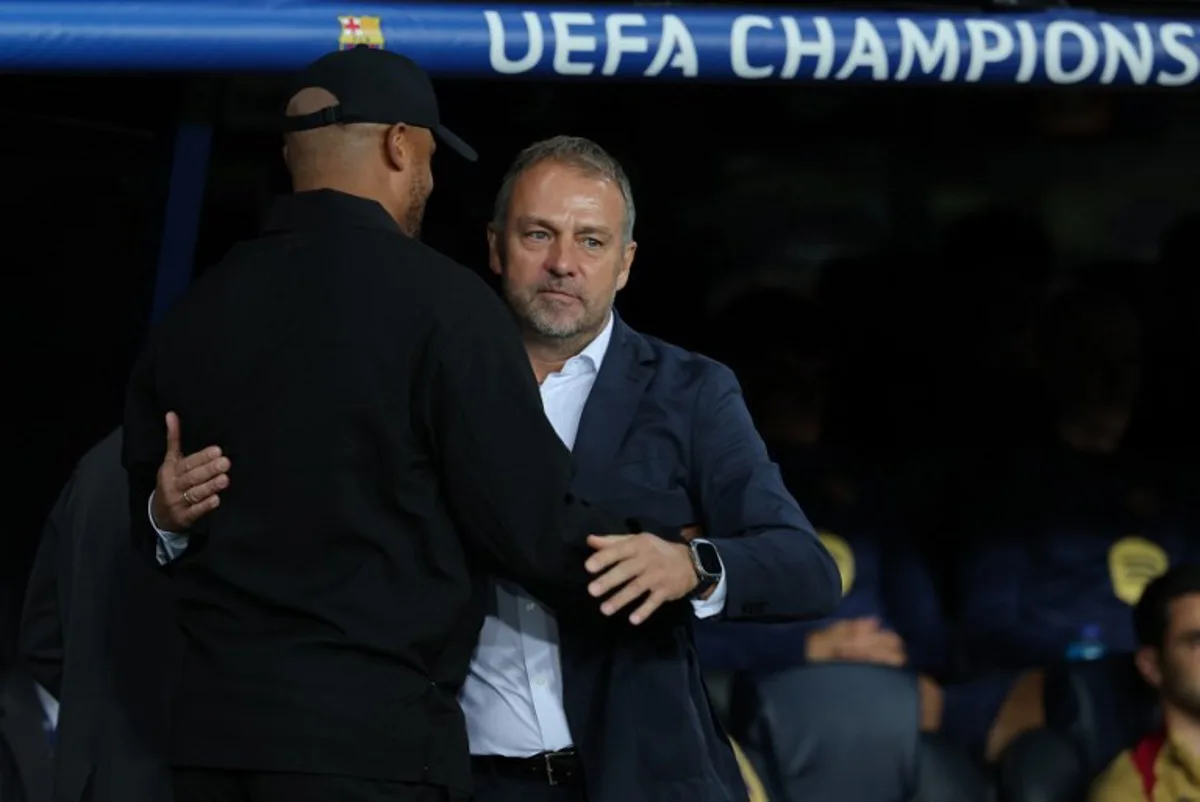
1108, 536, 1169, 606
338, 15, 385, 50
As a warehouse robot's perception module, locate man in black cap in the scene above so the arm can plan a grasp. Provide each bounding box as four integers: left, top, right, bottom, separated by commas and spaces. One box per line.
123, 47, 668, 802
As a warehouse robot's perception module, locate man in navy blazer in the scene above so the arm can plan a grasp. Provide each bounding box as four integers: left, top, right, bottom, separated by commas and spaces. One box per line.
150, 136, 839, 802
464, 136, 838, 802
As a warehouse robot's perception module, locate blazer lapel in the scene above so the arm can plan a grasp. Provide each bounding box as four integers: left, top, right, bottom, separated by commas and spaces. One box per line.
571, 316, 655, 478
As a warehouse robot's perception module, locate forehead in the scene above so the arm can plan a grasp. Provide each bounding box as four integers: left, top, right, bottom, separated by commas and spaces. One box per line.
509, 160, 624, 227
1167, 593, 1200, 636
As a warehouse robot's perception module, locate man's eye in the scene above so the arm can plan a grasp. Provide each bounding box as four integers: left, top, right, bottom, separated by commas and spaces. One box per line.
525, 231, 549, 240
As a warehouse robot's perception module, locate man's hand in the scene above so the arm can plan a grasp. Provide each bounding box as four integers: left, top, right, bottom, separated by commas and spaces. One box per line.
584, 533, 699, 625
151, 411, 230, 531
804, 617, 907, 667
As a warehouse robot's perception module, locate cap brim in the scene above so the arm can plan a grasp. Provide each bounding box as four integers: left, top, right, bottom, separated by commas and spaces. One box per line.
435, 124, 478, 162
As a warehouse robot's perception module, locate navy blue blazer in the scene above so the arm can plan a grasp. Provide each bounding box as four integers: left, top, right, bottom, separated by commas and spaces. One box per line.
557, 317, 841, 802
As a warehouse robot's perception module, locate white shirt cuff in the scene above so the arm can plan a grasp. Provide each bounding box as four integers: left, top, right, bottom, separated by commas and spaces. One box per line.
689, 541, 727, 619
148, 491, 190, 565
35, 683, 59, 730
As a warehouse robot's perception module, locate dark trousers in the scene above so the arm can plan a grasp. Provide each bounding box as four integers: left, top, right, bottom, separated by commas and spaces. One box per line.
172, 769, 455, 802
470, 770, 586, 802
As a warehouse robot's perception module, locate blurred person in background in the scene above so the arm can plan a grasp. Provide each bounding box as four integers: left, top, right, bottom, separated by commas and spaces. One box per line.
1089, 565, 1200, 802
697, 287, 1076, 768
149, 135, 840, 802
957, 285, 1196, 739
18, 428, 214, 802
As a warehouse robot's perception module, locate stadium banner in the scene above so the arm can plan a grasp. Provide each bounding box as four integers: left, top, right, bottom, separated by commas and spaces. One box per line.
2, 2, 1198, 86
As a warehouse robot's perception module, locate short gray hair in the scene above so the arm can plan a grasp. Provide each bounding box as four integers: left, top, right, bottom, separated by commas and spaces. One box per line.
492, 135, 636, 244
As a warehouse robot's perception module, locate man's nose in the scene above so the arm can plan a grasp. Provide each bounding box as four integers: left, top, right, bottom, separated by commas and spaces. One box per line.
545, 240, 576, 276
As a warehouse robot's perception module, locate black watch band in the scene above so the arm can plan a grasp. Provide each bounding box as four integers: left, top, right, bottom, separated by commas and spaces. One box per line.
688, 539, 722, 599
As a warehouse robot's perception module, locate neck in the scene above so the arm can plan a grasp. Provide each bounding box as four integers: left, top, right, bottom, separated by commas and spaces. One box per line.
291, 174, 404, 228
524, 312, 611, 384
526, 337, 590, 384
1164, 703, 1200, 758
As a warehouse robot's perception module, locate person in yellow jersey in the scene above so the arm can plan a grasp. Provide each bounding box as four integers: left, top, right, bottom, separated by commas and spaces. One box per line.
1090, 565, 1200, 801
729, 740, 769, 802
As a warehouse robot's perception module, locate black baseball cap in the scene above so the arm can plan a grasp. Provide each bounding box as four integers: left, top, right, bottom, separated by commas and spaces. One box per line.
282, 45, 477, 162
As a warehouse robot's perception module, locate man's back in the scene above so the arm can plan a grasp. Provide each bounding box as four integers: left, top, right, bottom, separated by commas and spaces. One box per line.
123, 190, 612, 790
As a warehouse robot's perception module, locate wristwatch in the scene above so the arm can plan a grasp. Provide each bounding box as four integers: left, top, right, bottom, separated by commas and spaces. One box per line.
688, 539, 723, 599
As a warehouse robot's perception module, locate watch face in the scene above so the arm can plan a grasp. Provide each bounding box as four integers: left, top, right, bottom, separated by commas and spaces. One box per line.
694, 541, 722, 575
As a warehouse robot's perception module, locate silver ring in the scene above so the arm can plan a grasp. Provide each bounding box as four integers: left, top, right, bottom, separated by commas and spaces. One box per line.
183, 489, 197, 505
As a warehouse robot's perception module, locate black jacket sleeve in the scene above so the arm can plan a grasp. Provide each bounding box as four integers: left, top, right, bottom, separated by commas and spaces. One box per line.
418, 286, 644, 609
18, 503, 65, 700
122, 346, 165, 565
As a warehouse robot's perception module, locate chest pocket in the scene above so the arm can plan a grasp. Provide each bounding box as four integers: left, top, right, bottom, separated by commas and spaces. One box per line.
592, 457, 698, 530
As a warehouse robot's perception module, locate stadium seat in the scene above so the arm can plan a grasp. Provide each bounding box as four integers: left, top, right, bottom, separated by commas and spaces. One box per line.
0, 666, 53, 802
728, 664, 924, 802
914, 732, 993, 802
997, 655, 1158, 802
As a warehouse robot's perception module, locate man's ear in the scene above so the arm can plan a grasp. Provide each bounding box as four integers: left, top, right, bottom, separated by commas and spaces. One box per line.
1135, 645, 1163, 689
615, 239, 637, 292
384, 122, 410, 171
486, 225, 502, 277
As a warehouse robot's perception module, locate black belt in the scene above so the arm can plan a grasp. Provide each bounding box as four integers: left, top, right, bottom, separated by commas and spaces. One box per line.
471, 748, 583, 787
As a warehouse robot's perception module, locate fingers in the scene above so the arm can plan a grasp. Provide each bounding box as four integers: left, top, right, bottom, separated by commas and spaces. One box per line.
600, 577, 651, 618
175, 494, 221, 529
173, 450, 229, 493
585, 537, 637, 575
180, 472, 230, 505
165, 412, 182, 460
680, 525, 704, 542
588, 557, 640, 598
627, 591, 668, 626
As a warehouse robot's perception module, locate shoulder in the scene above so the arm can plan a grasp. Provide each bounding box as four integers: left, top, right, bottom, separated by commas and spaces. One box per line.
1088, 739, 1157, 802
627, 324, 739, 393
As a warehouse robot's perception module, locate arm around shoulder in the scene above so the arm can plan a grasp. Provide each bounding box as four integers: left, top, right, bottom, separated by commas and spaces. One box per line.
690, 362, 841, 622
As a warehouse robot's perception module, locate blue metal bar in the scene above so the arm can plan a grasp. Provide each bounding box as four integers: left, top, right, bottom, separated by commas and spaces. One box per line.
0, 3, 1199, 86
150, 118, 212, 325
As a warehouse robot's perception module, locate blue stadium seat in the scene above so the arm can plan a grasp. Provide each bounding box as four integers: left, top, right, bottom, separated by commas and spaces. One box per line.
997, 655, 1158, 802
728, 664, 990, 802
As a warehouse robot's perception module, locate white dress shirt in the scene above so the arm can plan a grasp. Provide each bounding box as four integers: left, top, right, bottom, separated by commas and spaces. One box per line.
151, 311, 727, 759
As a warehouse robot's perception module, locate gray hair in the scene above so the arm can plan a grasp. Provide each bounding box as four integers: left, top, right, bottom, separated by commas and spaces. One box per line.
492, 135, 636, 244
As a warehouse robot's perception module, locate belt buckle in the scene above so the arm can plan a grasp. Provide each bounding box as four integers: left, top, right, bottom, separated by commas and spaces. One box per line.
544, 752, 558, 787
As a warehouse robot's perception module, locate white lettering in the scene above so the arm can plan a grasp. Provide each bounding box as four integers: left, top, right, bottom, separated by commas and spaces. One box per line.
836, 17, 888, 80
779, 16, 834, 79
1044, 20, 1100, 84
602, 13, 648, 76
1014, 20, 1038, 82
483, 10, 544, 75
895, 18, 959, 81
730, 15, 774, 79
550, 12, 596, 75
1157, 23, 1199, 86
1099, 23, 1153, 84
964, 19, 1014, 82
645, 14, 698, 77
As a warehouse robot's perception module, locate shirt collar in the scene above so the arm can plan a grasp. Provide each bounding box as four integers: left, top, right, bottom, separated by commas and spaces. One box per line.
262, 189, 401, 235
564, 311, 615, 376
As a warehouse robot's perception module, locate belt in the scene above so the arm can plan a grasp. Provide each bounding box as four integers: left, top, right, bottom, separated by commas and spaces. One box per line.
471, 748, 583, 787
